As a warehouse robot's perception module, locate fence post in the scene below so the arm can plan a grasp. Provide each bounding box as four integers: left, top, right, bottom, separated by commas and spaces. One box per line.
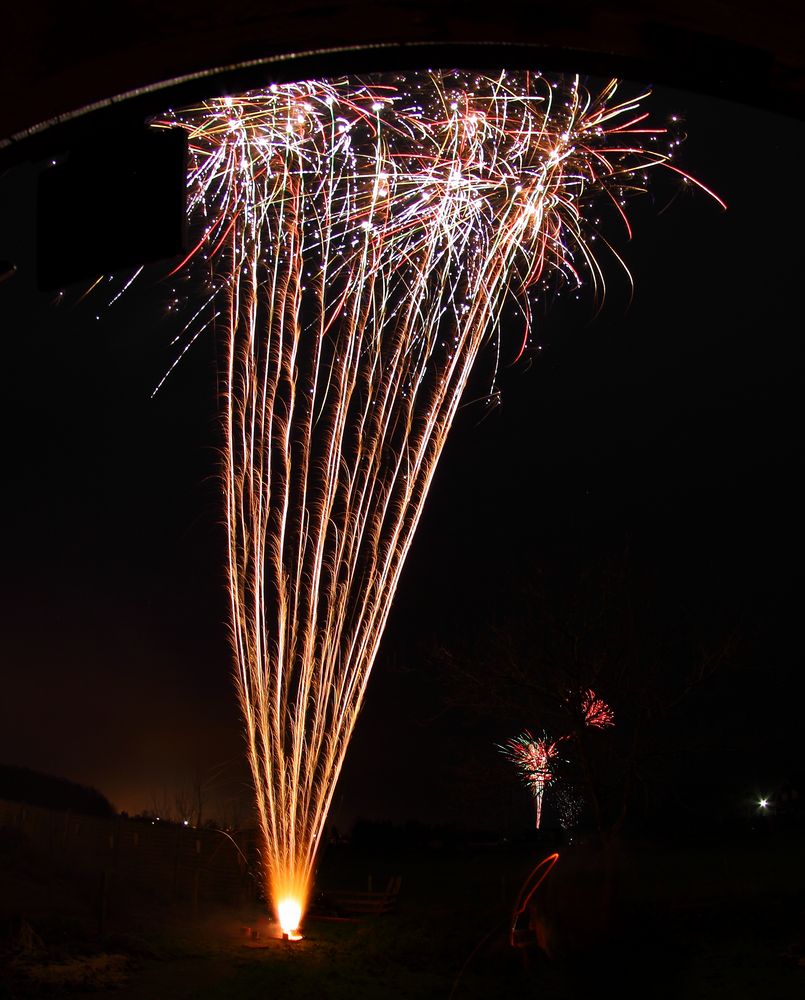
173, 826, 182, 900
98, 869, 109, 938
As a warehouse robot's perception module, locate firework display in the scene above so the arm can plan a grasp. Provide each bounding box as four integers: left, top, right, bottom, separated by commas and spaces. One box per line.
580, 688, 615, 729
153, 69, 717, 930
501, 731, 562, 829
501, 688, 615, 827
554, 786, 584, 832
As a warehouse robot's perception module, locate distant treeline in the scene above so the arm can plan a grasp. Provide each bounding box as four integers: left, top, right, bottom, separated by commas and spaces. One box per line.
0, 764, 115, 817
346, 817, 507, 851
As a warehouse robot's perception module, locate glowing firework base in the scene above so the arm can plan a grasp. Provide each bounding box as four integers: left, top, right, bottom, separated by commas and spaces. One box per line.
277, 898, 304, 941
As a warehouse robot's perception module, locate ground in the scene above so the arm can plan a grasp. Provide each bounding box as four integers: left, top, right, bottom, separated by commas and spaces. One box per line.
1, 826, 803, 999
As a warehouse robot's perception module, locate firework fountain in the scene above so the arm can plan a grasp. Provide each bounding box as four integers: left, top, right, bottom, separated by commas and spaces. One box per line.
153, 70, 720, 934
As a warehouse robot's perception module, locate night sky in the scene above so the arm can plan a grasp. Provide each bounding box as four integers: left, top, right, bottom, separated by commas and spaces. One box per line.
0, 77, 802, 834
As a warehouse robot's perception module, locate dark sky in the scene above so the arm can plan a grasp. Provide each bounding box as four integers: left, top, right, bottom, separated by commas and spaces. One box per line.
0, 77, 802, 832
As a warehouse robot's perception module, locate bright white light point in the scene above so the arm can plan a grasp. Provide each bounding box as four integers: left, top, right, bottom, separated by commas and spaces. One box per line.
450, 102, 458, 110
372, 102, 384, 111
277, 898, 302, 936
223, 96, 233, 107
759, 798, 768, 809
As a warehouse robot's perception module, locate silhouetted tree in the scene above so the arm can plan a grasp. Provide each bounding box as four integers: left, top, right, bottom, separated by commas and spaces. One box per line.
0, 764, 115, 817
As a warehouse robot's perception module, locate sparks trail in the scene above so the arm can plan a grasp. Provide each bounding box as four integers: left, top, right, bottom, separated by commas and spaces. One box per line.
153, 69, 720, 934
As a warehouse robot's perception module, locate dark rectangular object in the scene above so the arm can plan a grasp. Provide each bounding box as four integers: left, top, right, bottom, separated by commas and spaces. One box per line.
36, 124, 187, 291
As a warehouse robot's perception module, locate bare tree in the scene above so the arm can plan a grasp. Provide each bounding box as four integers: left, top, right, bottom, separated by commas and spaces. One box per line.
151, 760, 231, 827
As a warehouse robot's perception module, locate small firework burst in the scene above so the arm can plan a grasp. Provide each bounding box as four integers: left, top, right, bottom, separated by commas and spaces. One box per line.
500, 730, 561, 828
580, 689, 615, 729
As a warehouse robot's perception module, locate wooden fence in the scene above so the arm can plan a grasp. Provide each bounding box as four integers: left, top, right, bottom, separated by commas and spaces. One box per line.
0, 797, 262, 909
